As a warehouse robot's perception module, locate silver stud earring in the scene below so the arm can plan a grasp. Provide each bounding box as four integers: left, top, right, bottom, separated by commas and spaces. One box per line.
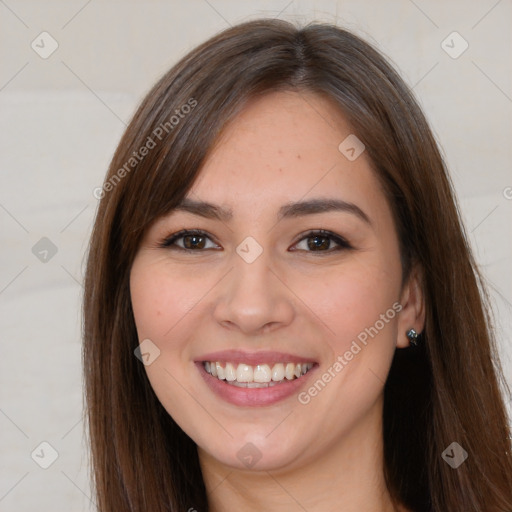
406, 328, 419, 346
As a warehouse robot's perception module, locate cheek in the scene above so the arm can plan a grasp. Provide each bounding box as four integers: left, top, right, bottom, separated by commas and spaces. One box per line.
129, 255, 220, 397
130, 258, 198, 342
292, 256, 401, 356
292, 258, 401, 433
129, 258, 196, 402
129, 259, 197, 415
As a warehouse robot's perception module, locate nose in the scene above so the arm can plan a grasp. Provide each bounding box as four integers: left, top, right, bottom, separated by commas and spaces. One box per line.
212, 246, 295, 336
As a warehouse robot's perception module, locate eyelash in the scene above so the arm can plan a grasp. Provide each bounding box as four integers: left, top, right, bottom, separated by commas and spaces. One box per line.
158, 229, 352, 254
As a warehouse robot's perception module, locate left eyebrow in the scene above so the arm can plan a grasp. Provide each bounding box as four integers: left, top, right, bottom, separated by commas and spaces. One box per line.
172, 197, 372, 226
277, 198, 371, 225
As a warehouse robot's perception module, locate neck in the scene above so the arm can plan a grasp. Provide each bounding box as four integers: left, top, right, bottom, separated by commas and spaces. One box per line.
199, 396, 405, 512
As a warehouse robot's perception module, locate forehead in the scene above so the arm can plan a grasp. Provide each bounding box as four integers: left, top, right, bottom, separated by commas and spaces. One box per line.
184, 90, 387, 224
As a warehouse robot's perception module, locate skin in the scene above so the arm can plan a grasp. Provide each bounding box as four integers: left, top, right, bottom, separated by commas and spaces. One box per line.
130, 90, 425, 512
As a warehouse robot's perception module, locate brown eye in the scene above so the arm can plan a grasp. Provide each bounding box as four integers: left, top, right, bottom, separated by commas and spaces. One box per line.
182, 234, 206, 249
307, 235, 331, 251
160, 229, 351, 254
292, 230, 352, 253
160, 230, 219, 251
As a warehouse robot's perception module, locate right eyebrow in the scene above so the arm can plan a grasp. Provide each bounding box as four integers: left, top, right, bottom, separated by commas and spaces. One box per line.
173, 198, 233, 222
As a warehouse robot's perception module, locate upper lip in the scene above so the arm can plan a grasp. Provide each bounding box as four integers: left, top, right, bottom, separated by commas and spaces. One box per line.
195, 349, 317, 365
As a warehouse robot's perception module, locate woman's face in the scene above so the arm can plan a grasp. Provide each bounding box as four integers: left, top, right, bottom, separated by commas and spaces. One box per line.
130, 91, 416, 472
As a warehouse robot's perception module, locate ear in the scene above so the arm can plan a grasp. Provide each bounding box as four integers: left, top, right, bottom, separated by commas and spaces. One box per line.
396, 265, 426, 348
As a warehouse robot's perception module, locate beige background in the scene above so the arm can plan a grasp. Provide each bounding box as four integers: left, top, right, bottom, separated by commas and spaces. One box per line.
1, 1, 511, 510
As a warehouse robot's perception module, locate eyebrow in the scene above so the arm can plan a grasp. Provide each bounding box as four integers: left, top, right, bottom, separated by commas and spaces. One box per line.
173, 197, 371, 225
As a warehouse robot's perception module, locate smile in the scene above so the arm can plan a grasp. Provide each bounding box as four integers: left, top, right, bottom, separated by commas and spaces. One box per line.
203, 361, 315, 387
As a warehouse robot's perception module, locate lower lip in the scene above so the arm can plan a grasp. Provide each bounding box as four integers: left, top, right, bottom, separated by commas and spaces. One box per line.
196, 362, 317, 407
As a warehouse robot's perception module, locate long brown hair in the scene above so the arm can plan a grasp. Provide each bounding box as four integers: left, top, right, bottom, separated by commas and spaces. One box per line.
82, 18, 512, 511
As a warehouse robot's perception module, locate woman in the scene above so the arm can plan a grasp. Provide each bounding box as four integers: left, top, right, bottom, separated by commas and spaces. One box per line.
83, 18, 512, 511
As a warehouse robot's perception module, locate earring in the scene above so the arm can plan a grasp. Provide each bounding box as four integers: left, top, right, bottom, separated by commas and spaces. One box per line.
406, 328, 419, 346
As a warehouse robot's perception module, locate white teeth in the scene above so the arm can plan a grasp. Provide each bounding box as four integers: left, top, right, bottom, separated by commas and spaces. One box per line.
236, 364, 253, 383
228, 380, 281, 388
216, 362, 225, 380
253, 364, 272, 383
271, 363, 285, 381
225, 362, 236, 381
204, 361, 314, 384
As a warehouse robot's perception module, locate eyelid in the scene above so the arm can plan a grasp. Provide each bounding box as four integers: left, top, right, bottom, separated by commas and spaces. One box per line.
159, 228, 352, 252
159, 229, 220, 250
290, 229, 352, 252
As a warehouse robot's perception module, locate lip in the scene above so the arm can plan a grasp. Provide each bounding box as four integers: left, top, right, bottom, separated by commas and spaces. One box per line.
195, 349, 317, 366
195, 351, 318, 407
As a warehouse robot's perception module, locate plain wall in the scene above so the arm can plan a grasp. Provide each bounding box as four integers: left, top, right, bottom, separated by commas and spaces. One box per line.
1, 1, 511, 510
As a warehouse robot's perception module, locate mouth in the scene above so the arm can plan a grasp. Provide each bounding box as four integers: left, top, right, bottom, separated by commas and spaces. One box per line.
203, 361, 314, 387
195, 350, 318, 406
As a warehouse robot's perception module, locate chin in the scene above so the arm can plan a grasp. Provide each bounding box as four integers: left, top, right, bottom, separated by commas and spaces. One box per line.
201, 428, 306, 472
